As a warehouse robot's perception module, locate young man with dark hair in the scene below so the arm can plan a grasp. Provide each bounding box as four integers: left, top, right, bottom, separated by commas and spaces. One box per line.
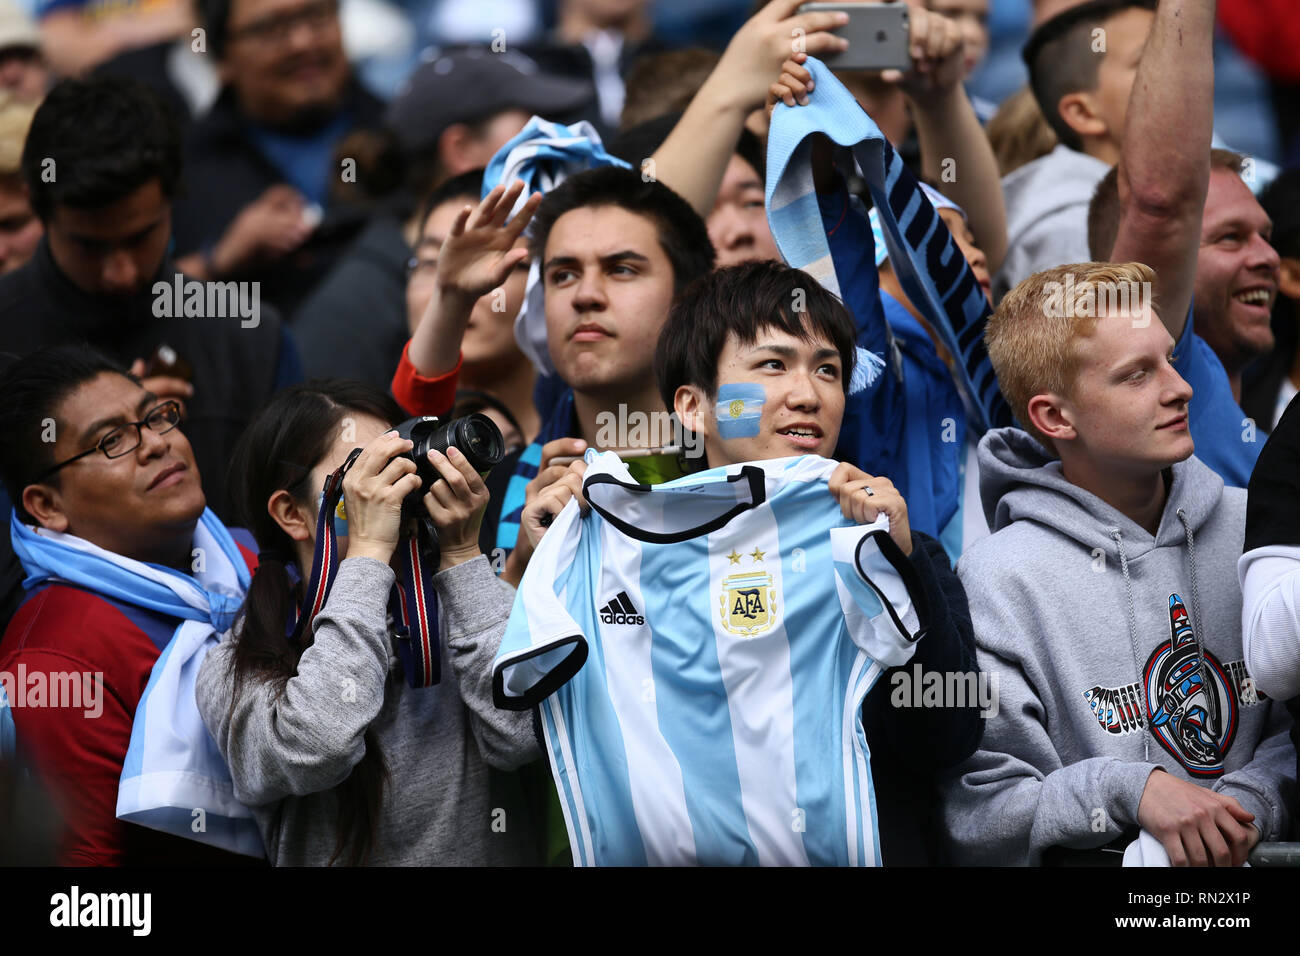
0, 346, 258, 865
486, 165, 716, 582
0, 75, 294, 521
996, 0, 1157, 297
0, 75, 295, 632
514, 259, 981, 865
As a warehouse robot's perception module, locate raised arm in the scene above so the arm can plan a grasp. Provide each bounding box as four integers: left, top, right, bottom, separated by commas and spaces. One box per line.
406, 181, 540, 379
1108, 0, 1217, 341
649, 0, 848, 216
899, 8, 1009, 274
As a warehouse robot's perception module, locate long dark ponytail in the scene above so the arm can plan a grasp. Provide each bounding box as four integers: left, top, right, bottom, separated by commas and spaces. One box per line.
226, 380, 408, 866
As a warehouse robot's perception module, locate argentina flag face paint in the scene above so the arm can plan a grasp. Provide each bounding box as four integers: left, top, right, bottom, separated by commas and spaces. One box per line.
715, 383, 765, 438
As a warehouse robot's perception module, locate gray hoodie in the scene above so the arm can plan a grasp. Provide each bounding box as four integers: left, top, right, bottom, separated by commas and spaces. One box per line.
993, 144, 1110, 302
942, 428, 1294, 865
197, 555, 541, 866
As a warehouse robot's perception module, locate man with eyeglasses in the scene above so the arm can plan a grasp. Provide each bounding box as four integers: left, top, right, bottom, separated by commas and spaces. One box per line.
170, 0, 383, 316
0, 345, 260, 865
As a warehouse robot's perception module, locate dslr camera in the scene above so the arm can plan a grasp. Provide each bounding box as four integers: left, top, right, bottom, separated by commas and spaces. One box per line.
392, 414, 506, 517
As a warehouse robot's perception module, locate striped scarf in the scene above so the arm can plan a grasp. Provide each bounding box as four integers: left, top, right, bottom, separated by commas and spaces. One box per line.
765, 56, 1010, 434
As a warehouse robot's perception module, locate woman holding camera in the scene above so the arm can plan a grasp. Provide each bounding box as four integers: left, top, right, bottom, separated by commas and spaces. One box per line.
196, 382, 541, 865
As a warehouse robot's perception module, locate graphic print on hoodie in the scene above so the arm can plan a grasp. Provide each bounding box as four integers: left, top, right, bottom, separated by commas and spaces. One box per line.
1082, 592, 1260, 778
942, 428, 1294, 865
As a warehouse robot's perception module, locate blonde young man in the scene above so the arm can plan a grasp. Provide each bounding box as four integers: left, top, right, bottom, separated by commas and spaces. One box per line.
942, 261, 1294, 866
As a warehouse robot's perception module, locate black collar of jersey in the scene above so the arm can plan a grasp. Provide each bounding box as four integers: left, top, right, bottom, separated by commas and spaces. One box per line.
582, 465, 767, 544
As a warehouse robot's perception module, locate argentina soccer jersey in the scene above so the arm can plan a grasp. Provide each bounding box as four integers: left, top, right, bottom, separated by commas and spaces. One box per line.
493, 451, 931, 866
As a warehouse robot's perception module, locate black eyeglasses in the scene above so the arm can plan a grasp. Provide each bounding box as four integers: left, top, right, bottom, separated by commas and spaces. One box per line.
36, 400, 183, 481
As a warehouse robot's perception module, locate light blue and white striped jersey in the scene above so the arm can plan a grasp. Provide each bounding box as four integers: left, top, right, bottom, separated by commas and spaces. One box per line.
493, 452, 929, 866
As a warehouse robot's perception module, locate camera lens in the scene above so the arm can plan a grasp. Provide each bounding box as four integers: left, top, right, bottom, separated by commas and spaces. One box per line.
449, 414, 505, 472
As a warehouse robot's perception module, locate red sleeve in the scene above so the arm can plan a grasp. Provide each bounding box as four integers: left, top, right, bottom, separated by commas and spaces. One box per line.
391, 339, 462, 418
4, 646, 140, 865
3, 589, 164, 865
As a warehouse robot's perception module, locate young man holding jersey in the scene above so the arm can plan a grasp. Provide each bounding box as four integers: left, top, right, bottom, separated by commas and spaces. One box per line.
520, 259, 982, 865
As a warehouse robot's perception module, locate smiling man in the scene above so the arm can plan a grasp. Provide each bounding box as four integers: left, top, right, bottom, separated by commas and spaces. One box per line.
171, 0, 382, 315
0, 346, 258, 865
942, 260, 1294, 866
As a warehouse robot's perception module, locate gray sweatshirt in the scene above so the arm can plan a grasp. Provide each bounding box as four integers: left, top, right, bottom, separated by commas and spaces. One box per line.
196, 555, 541, 866
993, 144, 1110, 301
942, 428, 1295, 865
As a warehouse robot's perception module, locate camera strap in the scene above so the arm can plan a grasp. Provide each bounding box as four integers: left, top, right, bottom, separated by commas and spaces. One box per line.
288, 449, 442, 689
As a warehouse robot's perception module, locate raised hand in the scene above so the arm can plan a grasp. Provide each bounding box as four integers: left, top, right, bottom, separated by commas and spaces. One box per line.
436, 179, 542, 304
713, 0, 849, 113
882, 4, 966, 101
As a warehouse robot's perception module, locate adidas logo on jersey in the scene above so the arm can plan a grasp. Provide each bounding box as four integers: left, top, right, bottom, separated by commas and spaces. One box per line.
600, 591, 645, 626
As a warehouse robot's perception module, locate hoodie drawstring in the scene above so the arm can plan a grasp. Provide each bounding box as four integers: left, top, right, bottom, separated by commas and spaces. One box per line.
1110, 528, 1151, 762
1176, 508, 1213, 727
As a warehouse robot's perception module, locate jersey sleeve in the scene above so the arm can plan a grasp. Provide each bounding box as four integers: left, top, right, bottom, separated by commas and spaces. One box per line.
492, 497, 591, 710
831, 520, 926, 668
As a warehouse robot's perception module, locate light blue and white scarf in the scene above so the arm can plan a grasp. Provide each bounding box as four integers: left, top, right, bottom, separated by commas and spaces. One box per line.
483, 116, 630, 376
10, 508, 263, 857
766, 56, 1009, 434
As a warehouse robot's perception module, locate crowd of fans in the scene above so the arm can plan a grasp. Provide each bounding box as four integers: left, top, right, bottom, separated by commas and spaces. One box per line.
1, 0, 1299, 870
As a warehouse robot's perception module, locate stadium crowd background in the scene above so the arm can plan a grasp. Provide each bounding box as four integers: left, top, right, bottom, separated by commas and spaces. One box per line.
1, 0, 1299, 870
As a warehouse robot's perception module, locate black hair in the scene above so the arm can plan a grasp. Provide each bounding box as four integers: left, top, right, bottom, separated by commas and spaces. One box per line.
1023, 0, 1157, 151
414, 168, 485, 236
22, 77, 182, 221
528, 165, 714, 296
1242, 168, 1300, 428
0, 345, 132, 523
225, 380, 407, 866
654, 259, 857, 414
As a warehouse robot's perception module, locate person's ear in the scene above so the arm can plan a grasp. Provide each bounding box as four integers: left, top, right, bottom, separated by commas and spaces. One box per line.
1057, 91, 1107, 142
267, 489, 314, 543
1026, 391, 1078, 446
1278, 257, 1300, 301
21, 483, 68, 533
674, 384, 711, 440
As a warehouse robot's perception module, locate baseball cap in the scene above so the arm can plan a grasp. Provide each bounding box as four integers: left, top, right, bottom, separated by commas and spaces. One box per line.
386, 46, 594, 154
0, 0, 40, 54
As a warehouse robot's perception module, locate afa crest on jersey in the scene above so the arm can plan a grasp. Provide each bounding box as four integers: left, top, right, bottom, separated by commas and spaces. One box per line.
719, 570, 779, 637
